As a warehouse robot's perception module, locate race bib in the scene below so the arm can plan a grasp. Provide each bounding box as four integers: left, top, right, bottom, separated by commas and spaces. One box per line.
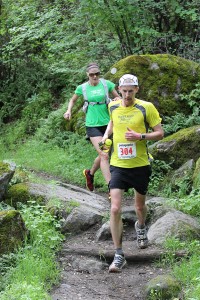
117, 143, 136, 159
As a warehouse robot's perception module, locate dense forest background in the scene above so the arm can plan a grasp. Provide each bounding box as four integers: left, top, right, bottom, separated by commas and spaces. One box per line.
0, 0, 199, 130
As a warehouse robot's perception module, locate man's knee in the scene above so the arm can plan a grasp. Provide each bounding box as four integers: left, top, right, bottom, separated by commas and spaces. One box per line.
111, 204, 121, 216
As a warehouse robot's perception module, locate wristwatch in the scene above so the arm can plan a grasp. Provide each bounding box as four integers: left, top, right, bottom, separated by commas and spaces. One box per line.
140, 134, 146, 140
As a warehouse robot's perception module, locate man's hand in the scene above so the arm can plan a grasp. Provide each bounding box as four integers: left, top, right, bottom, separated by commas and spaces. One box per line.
101, 133, 109, 144
125, 127, 141, 141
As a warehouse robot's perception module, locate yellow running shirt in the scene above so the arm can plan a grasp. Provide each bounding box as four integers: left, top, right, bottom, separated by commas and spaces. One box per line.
108, 98, 162, 168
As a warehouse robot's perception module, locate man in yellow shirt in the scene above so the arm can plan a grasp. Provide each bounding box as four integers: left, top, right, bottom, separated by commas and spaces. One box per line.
102, 74, 164, 272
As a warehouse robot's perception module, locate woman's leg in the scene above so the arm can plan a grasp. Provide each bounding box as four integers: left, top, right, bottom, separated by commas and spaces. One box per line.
90, 155, 100, 176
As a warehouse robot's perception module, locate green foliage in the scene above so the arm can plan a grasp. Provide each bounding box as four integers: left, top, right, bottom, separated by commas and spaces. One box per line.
168, 191, 200, 217
0, 60, 52, 124
102, 211, 110, 224
1, 0, 199, 128
163, 83, 200, 136
148, 288, 163, 300
34, 106, 83, 148
0, 202, 13, 211
0, 282, 51, 300
158, 237, 200, 299
148, 159, 172, 195
0, 201, 63, 298
20, 200, 63, 246
0, 252, 17, 279
65, 200, 80, 214
0, 121, 29, 151
21, 91, 55, 134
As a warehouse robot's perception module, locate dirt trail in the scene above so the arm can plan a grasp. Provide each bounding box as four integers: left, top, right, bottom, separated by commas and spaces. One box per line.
30, 172, 165, 300
50, 222, 165, 300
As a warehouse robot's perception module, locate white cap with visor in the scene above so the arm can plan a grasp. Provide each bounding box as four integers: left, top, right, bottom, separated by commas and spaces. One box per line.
119, 74, 138, 86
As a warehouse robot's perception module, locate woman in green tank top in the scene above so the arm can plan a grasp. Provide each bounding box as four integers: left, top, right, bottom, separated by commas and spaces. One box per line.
63, 62, 120, 194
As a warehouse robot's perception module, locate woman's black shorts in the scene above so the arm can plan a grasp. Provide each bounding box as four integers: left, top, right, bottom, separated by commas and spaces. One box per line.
109, 165, 152, 195
86, 126, 107, 138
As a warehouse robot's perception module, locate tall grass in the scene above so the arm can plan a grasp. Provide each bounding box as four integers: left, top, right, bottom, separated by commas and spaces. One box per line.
162, 238, 200, 300
0, 135, 107, 191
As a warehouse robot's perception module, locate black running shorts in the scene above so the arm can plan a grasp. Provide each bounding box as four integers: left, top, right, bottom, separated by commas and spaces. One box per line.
109, 165, 152, 195
86, 126, 107, 138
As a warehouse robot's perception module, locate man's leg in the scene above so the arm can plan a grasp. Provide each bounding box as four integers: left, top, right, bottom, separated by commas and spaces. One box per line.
134, 190, 147, 226
110, 188, 123, 248
134, 190, 148, 249
109, 188, 126, 272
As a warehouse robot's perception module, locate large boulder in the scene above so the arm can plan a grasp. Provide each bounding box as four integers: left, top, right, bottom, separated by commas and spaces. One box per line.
105, 54, 200, 117
148, 210, 200, 245
0, 210, 27, 254
149, 125, 200, 169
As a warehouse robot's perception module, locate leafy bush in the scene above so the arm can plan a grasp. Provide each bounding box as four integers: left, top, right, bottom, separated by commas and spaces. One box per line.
163, 83, 200, 136
148, 159, 172, 195
168, 191, 200, 217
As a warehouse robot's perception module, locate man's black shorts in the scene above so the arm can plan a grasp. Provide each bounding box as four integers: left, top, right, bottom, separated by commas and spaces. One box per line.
86, 126, 107, 138
109, 165, 152, 195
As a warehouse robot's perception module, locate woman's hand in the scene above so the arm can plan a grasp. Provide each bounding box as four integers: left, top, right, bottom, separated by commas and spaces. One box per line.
112, 96, 121, 101
63, 111, 71, 120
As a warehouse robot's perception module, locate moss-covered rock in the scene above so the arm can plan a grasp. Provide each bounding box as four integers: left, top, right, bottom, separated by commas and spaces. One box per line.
105, 54, 200, 117
5, 182, 46, 209
149, 125, 200, 169
0, 210, 27, 255
10, 167, 29, 185
0, 161, 16, 200
145, 274, 181, 299
0, 161, 10, 174
193, 157, 200, 189
5, 183, 30, 208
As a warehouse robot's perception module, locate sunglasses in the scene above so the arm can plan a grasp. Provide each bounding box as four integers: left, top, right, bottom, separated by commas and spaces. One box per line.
89, 72, 100, 77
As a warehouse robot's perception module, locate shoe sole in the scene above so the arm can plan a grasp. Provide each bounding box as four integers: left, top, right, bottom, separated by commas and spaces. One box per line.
109, 260, 127, 273
82, 170, 94, 191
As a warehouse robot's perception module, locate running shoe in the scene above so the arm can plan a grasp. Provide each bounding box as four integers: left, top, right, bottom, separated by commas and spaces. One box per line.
135, 221, 148, 249
109, 254, 126, 273
83, 169, 94, 191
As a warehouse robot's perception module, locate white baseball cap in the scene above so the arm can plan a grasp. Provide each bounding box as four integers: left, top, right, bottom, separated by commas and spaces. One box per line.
119, 74, 138, 86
